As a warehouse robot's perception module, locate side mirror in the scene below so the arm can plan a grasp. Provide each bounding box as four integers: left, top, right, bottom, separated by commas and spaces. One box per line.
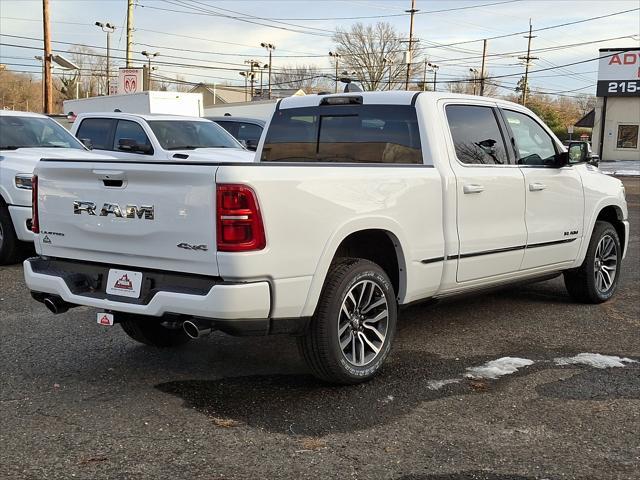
118, 138, 136, 151
118, 138, 152, 154
568, 141, 588, 164
588, 154, 600, 167
80, 138, 93, 150
245, 139, 258, 151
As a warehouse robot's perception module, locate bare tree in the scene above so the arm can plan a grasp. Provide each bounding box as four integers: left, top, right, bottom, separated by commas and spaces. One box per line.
333, 22, 422, 91
68, 45, 115, 96
447, 71, 499, 96
272, 65, 331, 93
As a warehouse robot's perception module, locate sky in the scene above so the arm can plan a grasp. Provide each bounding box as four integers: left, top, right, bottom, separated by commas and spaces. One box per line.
1, 0, 639, 97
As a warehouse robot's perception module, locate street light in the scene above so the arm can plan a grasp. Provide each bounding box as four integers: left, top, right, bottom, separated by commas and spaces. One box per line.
382, 57, 392, 91
141, 51, 159, 91
329, 51, 341, 93
258, 63, 269, 98
95, 21, 115, 95
239, 71, 255, 101
260, 42, 275, 99
470, 68, 479, 95
428, 63, 439, 92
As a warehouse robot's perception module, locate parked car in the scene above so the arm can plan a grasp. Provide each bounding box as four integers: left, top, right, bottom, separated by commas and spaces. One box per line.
24, 92, 628, 384
208, 116, 265, 151
0, 110, 113, 264
70, 112, 254, 162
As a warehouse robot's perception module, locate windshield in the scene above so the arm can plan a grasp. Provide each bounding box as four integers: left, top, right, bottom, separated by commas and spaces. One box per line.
0, 115, 84, 150
147, 120, 242, 150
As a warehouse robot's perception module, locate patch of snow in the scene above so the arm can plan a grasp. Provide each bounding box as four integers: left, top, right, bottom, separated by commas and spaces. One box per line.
554, 353, 638, 369
380, 395, 395, 404
426, 379, 460, 390
465, 357, 534, 380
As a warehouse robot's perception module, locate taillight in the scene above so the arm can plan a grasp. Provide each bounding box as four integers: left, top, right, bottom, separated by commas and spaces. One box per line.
31, 175, 39, 234
216, 184, 265, 252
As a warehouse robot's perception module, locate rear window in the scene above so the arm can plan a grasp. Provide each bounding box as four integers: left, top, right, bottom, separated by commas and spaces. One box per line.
261, 104, 422, 164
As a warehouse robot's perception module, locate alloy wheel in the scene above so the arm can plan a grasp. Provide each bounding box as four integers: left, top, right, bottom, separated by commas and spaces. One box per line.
594, 234, 617, 293
338, 279, 389, 367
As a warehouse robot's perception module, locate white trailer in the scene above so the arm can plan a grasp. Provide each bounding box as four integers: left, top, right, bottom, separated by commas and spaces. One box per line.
63, 91, 204, 117
203, 99, 278, 121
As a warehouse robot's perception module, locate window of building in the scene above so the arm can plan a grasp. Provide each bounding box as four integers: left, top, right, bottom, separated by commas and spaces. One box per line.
262, 105, 422, 164
445, 105, 509, 165
617, 124, 639, 149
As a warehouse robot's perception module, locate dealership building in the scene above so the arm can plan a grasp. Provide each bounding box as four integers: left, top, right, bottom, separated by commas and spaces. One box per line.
590, 47, 640, 161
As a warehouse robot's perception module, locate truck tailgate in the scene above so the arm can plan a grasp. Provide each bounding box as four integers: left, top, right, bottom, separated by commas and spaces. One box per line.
35, 160, 220, 276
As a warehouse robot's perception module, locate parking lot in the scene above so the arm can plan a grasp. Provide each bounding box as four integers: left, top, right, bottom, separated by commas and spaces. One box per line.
0, 177, 638, 480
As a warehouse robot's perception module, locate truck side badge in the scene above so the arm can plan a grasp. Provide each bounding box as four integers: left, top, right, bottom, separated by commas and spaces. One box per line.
177, 242, 208, 251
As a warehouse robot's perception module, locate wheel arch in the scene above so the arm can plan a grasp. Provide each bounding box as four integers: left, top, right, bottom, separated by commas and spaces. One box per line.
300, 219, 410, 318
574, 201, 627, 268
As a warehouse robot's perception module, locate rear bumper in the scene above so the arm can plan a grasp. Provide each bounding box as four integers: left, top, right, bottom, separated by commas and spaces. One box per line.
8, 205, 33, 242
24, 257, 271, 320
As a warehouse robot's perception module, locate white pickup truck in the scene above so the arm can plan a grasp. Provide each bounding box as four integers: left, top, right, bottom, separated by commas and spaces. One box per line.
24, 92, 629, 384
70, 112, 253, 163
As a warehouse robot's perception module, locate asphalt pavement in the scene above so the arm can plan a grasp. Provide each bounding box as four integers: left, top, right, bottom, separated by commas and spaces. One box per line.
1, 178, 638, 480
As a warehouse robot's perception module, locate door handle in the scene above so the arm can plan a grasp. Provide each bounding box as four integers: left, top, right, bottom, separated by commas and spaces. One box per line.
463, 184, 485, 194
529, 182, 547, 192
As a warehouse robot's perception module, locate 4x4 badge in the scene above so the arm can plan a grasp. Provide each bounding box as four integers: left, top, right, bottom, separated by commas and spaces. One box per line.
177, 242, 208, 251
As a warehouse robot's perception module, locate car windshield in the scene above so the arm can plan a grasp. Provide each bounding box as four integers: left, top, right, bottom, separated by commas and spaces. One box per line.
147, 120, 242, 150
0, 115, 84, 150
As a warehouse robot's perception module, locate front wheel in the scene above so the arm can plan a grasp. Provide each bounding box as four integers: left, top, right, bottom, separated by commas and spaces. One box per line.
298, 258, 397, 384
564, 221, 622, 304
119, 314, 191, 347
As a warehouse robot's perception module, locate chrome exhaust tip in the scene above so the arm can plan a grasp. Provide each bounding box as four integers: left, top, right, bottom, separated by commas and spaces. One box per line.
183, 319, 213, 339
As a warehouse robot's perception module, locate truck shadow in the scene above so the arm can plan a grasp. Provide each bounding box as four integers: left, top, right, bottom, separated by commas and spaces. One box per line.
155, 350, 523, 437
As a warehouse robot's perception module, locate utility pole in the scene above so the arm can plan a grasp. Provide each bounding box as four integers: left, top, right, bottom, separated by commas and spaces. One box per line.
126, 0, 134, 67
404, 0, 418, 90
329, 51, 341, 93
518, 19, 538, 106
479, 39, 488, 96
42, 0, 53, 113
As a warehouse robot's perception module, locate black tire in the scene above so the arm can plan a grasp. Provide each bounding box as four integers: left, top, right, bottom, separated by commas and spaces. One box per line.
564, 221, 622, 304
0, 203, 24, 265
297, 258, 397, 385
119, 314, 191, 347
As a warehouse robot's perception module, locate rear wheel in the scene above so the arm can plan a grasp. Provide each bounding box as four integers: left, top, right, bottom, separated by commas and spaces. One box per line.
564, 221, 621, 304
298, 258, 397, 384
0, 204, 24, 265
119, 314, 191, 347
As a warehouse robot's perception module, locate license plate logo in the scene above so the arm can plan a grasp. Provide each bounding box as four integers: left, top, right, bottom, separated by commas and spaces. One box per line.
106, 269, 143, 298
97, 312, 114, 326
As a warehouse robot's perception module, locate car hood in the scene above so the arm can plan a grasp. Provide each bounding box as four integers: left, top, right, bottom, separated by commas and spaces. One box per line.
168, 148, 256, 163
1, 147, 115, 169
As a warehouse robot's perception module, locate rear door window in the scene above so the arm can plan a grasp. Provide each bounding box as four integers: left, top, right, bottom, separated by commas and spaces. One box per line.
445, 105, 509, 165
113, 120, 153, 154
262, 104, 422, 164
76, 118, 116, 150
